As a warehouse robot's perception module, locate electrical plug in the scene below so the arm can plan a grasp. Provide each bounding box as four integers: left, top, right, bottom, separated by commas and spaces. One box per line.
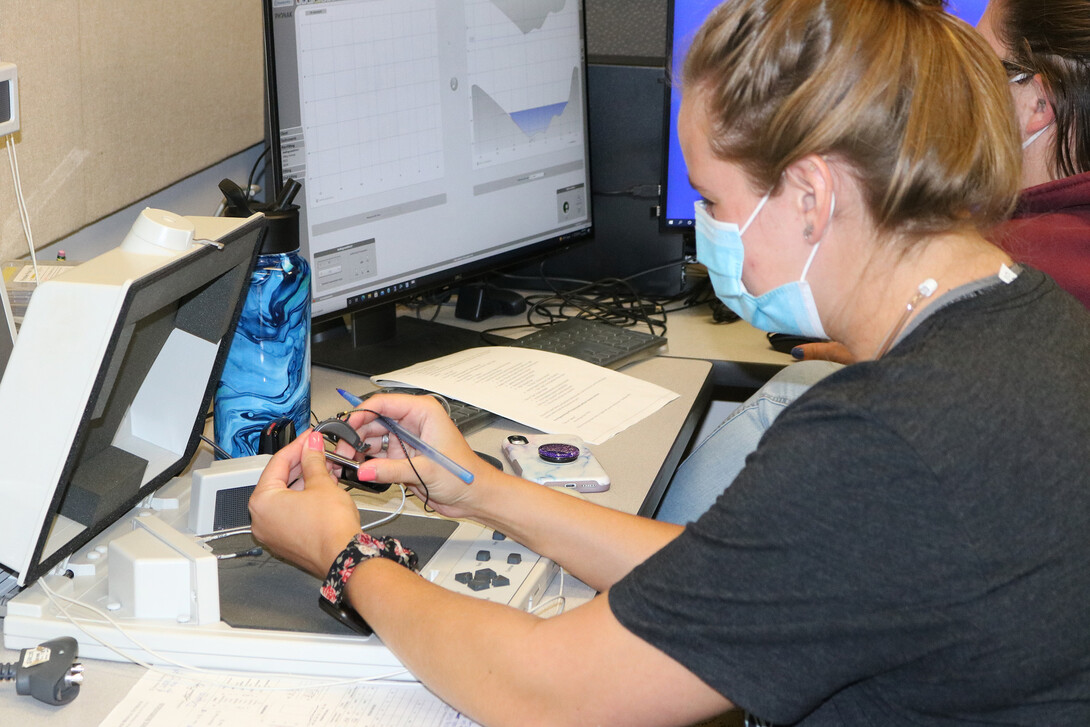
0, 637, 83, 705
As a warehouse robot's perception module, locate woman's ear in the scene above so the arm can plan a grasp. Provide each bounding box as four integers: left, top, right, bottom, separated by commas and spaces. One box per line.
783, 155, 835, 245
1016, 73, 1056, 136
1011, 73, 1058, 185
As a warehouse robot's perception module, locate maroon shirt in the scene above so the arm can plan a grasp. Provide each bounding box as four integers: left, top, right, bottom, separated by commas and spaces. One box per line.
993, 171, 1090, 308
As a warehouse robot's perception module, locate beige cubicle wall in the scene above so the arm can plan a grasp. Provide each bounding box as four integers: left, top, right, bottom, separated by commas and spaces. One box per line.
0, 1, 264, 260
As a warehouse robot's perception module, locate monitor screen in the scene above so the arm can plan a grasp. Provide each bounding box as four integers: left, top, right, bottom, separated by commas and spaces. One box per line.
660, 0, 990, 231
263, 0, 593, 375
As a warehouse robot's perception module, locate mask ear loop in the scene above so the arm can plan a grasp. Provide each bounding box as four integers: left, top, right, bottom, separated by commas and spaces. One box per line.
1008, 72, 1054, 150
1021, 122, 1052, 150
739, 191, 772, 235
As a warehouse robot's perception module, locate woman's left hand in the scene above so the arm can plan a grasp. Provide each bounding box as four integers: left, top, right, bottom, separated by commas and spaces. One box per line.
249, 430, 362, 579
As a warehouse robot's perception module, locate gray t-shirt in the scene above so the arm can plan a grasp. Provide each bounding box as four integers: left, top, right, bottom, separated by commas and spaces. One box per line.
610, 268, 1090, 725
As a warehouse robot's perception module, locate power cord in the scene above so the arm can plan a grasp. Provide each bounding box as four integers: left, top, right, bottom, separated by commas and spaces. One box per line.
0, 636, 83, 705
489, 256, 723, 338
592, 183, 660, 200
5, 135, 40, 283
199, 433, 233, 460
245, 145, 270, 204
529, 567, 567, 618
480, 268, 669, 339
525, 283, 666, 334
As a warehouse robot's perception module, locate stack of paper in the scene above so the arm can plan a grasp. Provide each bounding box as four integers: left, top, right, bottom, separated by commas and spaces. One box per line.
372, 347, 678, 444
101, 670, 478, 727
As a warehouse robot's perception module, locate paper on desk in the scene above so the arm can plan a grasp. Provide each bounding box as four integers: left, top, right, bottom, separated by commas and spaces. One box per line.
371, 347, 678, 444
99, 670, 479, 727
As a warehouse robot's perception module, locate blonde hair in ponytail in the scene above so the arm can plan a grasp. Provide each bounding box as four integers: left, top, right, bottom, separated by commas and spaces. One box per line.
683, 0, 1021, 242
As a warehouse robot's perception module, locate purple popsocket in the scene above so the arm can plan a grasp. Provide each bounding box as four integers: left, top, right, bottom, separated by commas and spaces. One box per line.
537, 442, 580, 464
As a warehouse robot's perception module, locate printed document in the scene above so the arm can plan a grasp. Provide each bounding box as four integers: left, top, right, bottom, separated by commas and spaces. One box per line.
372, 347, 678, 444
99, 670, 478, 727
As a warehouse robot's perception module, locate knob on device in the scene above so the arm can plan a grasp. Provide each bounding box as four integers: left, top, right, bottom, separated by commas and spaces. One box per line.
120, 208, 196, 255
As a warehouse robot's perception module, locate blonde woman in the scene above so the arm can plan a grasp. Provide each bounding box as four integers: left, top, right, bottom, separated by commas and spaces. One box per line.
250, 2, 1090, 724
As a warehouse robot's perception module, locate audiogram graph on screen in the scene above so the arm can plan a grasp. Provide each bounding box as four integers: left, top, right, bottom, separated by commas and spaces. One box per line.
467, 0, 585, 169
296, 1, 445, 206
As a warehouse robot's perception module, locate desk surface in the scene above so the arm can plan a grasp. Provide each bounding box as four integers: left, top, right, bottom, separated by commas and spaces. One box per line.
420, 295, 793, 390
0, 354, 711, 725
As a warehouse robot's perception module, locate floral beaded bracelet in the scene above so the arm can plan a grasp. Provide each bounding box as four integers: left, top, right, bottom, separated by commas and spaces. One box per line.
318, 531, 419, 636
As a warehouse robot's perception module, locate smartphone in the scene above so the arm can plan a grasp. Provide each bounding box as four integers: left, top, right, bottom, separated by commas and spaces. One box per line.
501, 434, 611, 493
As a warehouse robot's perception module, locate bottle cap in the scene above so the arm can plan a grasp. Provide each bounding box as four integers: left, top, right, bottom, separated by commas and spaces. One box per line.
258, 205, 301, 255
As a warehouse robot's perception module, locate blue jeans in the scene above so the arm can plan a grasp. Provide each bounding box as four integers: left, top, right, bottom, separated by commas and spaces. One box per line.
655, 360, 843, 524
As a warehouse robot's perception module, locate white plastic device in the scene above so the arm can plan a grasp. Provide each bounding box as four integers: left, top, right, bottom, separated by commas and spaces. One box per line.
120, 208, 197, 255
3, 457, 558, 677
0, 61, 19, 137
188, 454, 272, 534
0, 210, 263, 586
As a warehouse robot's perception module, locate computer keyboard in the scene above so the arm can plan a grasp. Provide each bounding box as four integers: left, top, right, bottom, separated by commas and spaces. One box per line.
370, 319, 667, 434
365, 387, 496, 434
508, 318, 667, 369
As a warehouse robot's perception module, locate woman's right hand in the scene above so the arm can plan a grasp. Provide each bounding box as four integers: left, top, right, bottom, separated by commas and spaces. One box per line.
339, 393, 495, 520
792, 340, 856, 364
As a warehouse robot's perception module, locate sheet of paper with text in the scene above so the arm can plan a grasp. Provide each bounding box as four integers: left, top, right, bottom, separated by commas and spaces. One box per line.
372, 347, 678, 444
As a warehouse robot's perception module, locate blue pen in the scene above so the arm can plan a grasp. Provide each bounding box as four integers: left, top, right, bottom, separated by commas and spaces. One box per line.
336, 388, 474, 484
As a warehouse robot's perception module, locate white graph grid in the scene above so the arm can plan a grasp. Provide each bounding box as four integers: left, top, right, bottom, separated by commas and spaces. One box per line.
296, 0, 444, 206
466, 0, 583, 167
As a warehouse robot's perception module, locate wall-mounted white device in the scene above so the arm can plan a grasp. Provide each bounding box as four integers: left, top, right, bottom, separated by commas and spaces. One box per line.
0, 61, 19, 137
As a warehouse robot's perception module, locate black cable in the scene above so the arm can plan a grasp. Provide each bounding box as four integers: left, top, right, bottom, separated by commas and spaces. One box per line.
592, 183, 660, 199
199, 434, 233, 460
493, 259, 672, 337
246, 145, 271, 202
387, 256, 711, 343
662, 275, 716, 313
337, 408, 433, 512
403, 288, 452, 322
496, 255, 690, 291
528, 285, 665, 334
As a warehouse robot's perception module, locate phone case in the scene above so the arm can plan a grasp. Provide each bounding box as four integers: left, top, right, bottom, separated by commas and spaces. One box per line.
501, 434, 611, 493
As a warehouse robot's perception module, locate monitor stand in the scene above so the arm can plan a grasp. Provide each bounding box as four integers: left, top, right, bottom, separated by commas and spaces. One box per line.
312, 304, 487, 377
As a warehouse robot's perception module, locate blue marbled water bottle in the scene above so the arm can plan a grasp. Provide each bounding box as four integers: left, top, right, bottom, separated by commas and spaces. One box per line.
214, 207, 311, 458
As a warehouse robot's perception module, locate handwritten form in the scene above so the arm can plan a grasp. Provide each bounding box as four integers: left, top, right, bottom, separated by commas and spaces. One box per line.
99, 671, 478, 727
372, 347, 678, 444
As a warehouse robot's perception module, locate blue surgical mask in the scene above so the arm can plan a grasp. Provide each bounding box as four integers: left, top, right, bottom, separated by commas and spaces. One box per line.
695, 195, 828, 339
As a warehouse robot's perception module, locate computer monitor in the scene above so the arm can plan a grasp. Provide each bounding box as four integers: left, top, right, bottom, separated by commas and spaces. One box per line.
262, 0, 594, 376
660, 0, 990, 234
